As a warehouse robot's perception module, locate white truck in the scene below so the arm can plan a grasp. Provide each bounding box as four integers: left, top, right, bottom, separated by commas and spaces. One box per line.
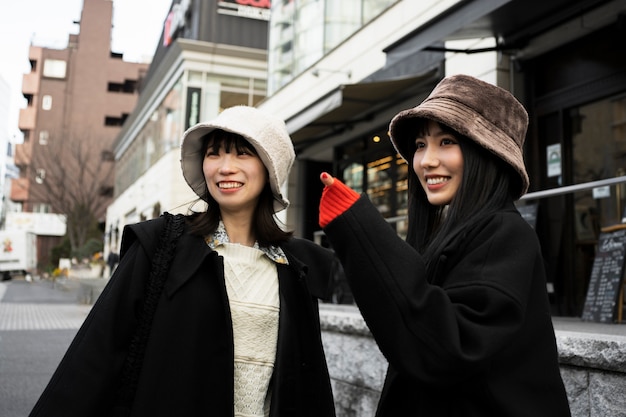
0, 230, 37, 281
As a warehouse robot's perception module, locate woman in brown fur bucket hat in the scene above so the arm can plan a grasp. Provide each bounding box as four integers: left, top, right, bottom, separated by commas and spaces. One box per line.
318, 75, 571, 416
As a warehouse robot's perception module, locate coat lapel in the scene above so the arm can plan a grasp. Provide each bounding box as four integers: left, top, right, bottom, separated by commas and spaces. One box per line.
164, 231, 216, 298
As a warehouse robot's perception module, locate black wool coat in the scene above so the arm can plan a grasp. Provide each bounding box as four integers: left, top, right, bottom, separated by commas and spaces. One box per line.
29, 216, 337, 417
323, 196, 571, 417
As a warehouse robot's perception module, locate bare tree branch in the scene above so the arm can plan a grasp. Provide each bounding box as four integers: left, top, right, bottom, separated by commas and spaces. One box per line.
28, 130, 114, 253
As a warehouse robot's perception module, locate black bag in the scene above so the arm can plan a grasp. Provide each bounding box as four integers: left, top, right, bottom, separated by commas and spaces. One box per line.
110, 212, 186, 417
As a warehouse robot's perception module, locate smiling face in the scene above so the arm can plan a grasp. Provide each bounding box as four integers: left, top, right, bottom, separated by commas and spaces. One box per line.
202, 133, 268, 216
412, 120, 464, 206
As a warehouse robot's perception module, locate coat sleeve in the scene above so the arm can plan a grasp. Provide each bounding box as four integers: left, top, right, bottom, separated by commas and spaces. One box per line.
323, 196, 539, 385
29, 228, 154, 417
282, 238, 338, 302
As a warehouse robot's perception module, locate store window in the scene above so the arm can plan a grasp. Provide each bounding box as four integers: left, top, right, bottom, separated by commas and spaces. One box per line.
571, 95, 626, 228
337, 131, 408, 237
530, 92, 626, 317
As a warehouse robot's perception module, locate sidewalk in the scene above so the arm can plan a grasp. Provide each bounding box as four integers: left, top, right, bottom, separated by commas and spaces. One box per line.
0, 280, 92, 331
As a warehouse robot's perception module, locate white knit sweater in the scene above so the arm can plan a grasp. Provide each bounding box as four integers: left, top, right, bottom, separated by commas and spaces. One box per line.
219, 242, 280, 417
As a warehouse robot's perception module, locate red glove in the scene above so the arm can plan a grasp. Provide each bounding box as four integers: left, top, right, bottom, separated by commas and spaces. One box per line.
319, 173, 360, 228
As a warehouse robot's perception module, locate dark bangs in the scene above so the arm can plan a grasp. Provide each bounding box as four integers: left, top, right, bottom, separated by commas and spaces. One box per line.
203, 129, 258, 156
399, 119, 459, 166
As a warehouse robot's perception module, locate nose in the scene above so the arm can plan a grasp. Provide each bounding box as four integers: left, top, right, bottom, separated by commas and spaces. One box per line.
218, 153, 237, 173
419, 146, 439, 168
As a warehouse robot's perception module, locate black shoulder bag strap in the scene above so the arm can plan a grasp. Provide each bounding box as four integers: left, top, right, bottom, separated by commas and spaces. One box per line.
111, 212, 186, 417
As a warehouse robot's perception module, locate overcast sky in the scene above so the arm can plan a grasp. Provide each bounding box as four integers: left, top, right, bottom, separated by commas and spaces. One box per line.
0, 0, 172, 136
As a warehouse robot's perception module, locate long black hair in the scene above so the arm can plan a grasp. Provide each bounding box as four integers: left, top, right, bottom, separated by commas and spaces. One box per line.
404, 120, 520, 278
187, 129, 293, 246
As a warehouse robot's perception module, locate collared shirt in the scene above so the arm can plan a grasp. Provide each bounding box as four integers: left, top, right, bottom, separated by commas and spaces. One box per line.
205, 221, 289, 265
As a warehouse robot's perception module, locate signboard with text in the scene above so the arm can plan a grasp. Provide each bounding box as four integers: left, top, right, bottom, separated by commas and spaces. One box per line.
217, 0, 271, 21
581, 228, 626, 323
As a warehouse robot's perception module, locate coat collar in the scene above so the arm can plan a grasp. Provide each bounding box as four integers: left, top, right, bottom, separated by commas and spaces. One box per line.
163, 229, 308, 299
205, 221, 289, 265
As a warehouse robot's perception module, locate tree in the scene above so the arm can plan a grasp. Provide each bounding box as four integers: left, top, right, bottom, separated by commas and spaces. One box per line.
27, 130, 115, 256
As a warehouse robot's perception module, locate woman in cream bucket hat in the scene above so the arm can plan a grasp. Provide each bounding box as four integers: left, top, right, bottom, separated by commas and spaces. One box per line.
317, 75, 571, 416
30, 106, 338, 417
181, 105, 295, 212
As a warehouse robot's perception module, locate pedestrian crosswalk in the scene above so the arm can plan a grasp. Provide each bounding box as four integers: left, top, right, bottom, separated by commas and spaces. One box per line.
0, 303, 91, 331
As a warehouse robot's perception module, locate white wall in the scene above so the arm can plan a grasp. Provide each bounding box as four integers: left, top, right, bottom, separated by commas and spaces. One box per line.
105, 149, 198, 250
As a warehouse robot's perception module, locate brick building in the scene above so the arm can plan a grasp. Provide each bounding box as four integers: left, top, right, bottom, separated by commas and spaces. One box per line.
12, 0, 149, 269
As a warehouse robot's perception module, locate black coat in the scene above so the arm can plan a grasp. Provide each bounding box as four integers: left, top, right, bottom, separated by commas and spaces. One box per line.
324, 197, 571, 417
30, 216, 337, 417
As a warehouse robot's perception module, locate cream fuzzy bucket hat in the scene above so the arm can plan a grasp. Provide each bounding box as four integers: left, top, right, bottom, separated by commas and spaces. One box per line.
180, 105, 295, 212
389, 74, 529, 198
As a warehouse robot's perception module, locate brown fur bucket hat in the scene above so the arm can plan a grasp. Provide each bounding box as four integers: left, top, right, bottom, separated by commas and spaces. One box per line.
389, 74, 529, 198
180, 105, 295, 213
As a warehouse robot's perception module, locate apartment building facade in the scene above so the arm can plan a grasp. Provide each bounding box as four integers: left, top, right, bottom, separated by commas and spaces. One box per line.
13, 0, 149, 268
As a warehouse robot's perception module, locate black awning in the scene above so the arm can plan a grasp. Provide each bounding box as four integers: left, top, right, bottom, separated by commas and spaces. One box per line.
286, 70, 439, 145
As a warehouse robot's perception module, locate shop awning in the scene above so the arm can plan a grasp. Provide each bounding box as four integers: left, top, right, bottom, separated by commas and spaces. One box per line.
286, 70, 439, 145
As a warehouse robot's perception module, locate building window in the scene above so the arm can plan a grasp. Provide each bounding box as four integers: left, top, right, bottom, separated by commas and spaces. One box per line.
42, 95, 52, 111
105, 114, 128, 126
268, 0, 396, 93
35, 168, 46, 184
42, 59, 67, 78
17, 163, 27, 178
107, 79, 138, 93
32, 203, 52, 213
39, 131, 49, 145
99, 185, 114, 197
101, 150, 115, 161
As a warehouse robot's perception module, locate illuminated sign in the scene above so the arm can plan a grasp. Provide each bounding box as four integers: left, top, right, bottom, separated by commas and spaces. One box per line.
163, 0, 192, 47
217, 0, 271, 21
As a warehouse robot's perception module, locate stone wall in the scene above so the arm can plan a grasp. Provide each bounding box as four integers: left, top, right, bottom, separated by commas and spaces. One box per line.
558, 332, 626, 416
320, 304, 626, 417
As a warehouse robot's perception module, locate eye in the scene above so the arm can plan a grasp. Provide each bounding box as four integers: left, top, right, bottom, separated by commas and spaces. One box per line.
440, 137, 458, 146
414, 139, 426, 150
237, 147, 256, 157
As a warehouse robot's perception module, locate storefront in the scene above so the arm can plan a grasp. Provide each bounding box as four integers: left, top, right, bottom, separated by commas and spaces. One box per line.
520, 20, 626, 316
266, 0, 626, 317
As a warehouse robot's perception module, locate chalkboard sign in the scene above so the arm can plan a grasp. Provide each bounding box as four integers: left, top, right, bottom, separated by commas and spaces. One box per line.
581, 228, 626, 323
516, 203, 538, 229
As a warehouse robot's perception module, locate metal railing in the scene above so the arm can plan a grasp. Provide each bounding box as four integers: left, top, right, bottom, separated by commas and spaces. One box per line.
520, 176, 626, 201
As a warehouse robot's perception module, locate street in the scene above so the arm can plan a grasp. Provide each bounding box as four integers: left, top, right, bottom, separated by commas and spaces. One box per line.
0, 279, 91, 417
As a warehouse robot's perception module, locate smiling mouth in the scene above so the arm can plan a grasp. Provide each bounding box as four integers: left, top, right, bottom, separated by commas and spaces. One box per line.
426, 177, 449, 185
218, 181, 243, 189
